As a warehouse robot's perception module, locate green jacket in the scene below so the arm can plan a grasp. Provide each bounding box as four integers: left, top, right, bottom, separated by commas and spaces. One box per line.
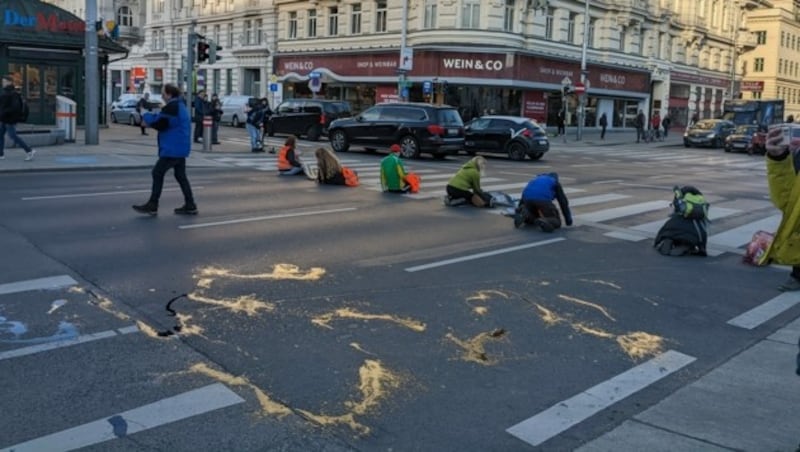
763, 152, 800, 264
448, 160, 483, 193
380, 154, 407, 191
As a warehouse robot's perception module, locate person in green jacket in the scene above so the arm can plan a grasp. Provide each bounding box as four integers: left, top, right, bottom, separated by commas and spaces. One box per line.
380, 144, 410, 193
445, 156, 492, 207
763, 126, 800, 290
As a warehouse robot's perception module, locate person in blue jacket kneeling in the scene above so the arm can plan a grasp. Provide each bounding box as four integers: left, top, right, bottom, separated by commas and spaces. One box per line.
514, 172, 572, 232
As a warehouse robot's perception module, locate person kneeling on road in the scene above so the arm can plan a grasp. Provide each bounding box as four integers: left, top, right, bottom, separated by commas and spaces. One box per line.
381, 144, 411, 193
514, 172, 573, 232
445, 156, 492, 207
277, 135, 304, 176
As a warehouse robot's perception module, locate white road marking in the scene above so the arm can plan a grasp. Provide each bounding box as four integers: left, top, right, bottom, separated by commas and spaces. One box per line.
607, 207, 742, 240
0, 275, 77, 296
178, 207, 357, 229
405, 238, 565, 272
22, 187, 203, 201
1, 383, 245, 452
591, 180, 625, 184
575, 200, 668, 223
506, 350, 696, 447
708, 214, 782, 249
569, 193, 631, 207
0, 325, 139, 362
727, 292, 800, 329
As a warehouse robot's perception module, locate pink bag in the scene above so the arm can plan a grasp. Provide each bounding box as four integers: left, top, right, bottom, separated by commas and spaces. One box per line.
743, 230, 774, 266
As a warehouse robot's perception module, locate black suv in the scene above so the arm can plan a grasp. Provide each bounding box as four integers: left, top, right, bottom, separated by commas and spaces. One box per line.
464, 115, 550, 160
328, 102, 464, 159
266, 99, 351, 141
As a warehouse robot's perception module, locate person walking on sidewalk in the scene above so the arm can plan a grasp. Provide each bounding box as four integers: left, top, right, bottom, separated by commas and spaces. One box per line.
599, 113, 608, 140
136, 93, 151, 136
0, 76, 34, 161
133, 83, 197, 216
662, 115, 672, 138
192, 91, 209, 143
635, 110, 646, 143
651, 111, 662, 140
209, 93, 223, 145
245, 100, 265, 153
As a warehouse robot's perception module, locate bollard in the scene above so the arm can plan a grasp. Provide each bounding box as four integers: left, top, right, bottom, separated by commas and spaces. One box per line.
202, 115, 213, 152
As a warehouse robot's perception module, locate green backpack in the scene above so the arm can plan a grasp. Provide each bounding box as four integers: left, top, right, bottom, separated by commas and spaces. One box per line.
672, 185, 709, 220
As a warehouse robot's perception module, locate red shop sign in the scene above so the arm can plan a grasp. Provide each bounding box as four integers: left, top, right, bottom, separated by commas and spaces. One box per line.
276, 53, 399, 77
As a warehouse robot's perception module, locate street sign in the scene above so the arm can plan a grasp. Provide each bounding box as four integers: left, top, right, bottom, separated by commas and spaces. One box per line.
309, 71, 321, 79
423, 81, 432, 94
574, 82, 586, 95
401, 87, 409, 99
269, 83, 278, 92
308, 72, 321, 93
741, 80, 764, 92
561, 76, 572, 87
399, 47, 413, 71
270, 73, 278, 83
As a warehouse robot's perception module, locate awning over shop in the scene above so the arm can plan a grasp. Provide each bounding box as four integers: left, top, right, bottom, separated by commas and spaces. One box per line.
0, 0, 127, 54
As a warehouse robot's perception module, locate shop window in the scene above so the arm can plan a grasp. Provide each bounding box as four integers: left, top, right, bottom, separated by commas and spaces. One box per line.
423, 0, 437, 29
117, 6, 133, 27
351, 4, 362, 34
461, 0, 480, 29
329, 7, 339, 36
503, 0, 514, 32
376, 1, 387, 33
288, 13, 297, 39
308, 9, 317, 37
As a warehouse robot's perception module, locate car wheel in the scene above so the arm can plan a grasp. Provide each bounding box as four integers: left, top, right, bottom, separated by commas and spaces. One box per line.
528, 152, 544, 161
684, 140, 691, 148
399, 135, 420, 159
306, 125, 321, 141
232, 115, 240, 128
128, 115, 136, 126
713, 137, 722, 148
724, 146, 731, 153
111, 113, 117, 123
330, 129, 349, 152
507, 141, 526, 161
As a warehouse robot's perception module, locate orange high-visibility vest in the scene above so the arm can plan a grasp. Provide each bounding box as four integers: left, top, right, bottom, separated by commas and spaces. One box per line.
277, 145, 292, 171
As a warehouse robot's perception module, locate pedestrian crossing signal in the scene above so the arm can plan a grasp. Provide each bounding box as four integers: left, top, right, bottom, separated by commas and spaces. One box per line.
197, 41, 210, 63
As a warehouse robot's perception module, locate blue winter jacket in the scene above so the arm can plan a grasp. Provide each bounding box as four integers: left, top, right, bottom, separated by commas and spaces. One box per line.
521, 173, 573, 225
143, 98, 191, 158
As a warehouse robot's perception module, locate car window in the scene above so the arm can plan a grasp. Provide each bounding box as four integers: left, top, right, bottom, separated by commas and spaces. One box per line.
382, 107, 426, 121
327, 102, 351, 115
360, 107, 381, 121
278, 101, 300, 114
437, 108, 464, 126
489, 119, 513, 129
693, 121, 716, 130
304, 104, 322, 114
469, 118, 491, 130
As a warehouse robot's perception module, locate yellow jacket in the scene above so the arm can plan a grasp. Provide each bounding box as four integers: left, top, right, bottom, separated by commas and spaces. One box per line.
763, 152, 800, 264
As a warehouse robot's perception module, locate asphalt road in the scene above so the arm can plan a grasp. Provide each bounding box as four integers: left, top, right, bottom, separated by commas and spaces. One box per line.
0, 138, 794, 451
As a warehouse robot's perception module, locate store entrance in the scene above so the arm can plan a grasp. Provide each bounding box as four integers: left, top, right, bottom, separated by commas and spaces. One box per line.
8, 62, 77, 126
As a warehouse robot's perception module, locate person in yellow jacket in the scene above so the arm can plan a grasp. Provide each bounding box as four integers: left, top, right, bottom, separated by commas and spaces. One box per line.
277, 135, 303, 176
444, 156, 492, 207
763, 126, 800, 290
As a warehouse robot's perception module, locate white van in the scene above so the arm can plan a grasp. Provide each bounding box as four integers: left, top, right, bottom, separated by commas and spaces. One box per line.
220, 95, 258, 127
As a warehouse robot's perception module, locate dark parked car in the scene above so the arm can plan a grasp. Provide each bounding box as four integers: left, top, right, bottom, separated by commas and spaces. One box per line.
724, 124, 766, 154
328, 102, 464, 159
266, 99, 351, 141
464, 115, 549, 161
684, 119, 736, 148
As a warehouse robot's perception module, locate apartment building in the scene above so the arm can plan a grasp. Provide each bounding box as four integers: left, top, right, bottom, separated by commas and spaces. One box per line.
740, 0, 800, 119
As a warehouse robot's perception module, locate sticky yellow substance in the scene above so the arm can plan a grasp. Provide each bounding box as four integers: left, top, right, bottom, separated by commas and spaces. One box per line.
311, 308, 426, 332
557, 294, 617, 322
175, 313, 205, 337
298, 359, 402, 435
466, 290, 510, 302
68, 286, 85, 293
198, 263, 326, 281
571, 323, 616, 339
617, 332, 664, 360
473, 306, 489, 315
136, 320, 161, 338
196, 278, 214, 289
189, 363, 292, 417
92, 295, 131, 321
349, 342, 376, 355
579, 279, 622, 290
445, 329, 507, 365
535, 304, 565, 326
187, 292, 274, 316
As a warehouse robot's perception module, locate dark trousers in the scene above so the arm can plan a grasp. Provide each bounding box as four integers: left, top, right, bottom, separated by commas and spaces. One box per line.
636, 127, 644, 142
149, 157, 195, 206
212, 120, 219, 143
446, 185, 491, 207
521, 199, 562, 230
193, 119, 203, 141
0, 122, 32, 154
600, 126, 606, 139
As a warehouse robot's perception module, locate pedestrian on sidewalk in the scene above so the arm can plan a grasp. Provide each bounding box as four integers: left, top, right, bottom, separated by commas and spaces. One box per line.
210, 93, 223, 145
513, 172, 573, 232
133, 83, 197, 216
245, 99, 265, 153
192, 91, 209, 143
651, 111, 662, 139
0, 75, 35, 161
662, 115, 671, 138
557, 110, 566, 136
761, 127, 800, 289
635, 110, 646, 143
136, 93, 151, 136
599, 113, 608, 140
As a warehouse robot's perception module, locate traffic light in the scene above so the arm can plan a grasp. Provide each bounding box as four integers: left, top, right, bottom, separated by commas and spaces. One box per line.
197, 41, 209, 64
208, 40, 223, 64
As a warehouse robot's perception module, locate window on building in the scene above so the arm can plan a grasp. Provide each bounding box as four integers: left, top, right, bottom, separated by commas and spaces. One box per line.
461, 0, 480, 29
256, 19, 263, 44
154, 0, 164, 14
754, 57, 764, 72
117, 6, 132, 26
288, 12, 297, 39
213, 69, 221, 96
779, 59, 783, 74
308, 9, 317, 37
503, 0, 515, 32
639, 29, 646, 56
710, 0, 719, 27
244, 20, 253, 45
176, 28, 183, 50
329, 7, 339, 36
755, 30, 766, 45
588, 18, 596, 47
619, 28, 626, 52
753, 91, 762, 99
213, 25, 220, 43
226, 68, 233, 95
782, 31, 785, 47
200, 26, 207, 37
375, 1, 387, 32
351, 3, 362, 34
227, 23, 234, 47
423, 0, 437, 29
545, 8, 554, 40
567, 13, 576, 44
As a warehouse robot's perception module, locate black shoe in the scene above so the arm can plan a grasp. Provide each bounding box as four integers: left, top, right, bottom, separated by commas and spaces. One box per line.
212, 141, 221, 145
533, 218, 554, 233
132, 202, 158, 215
513, 214, 524, 229
174, 204, 198, 215
141, 132, 148, 136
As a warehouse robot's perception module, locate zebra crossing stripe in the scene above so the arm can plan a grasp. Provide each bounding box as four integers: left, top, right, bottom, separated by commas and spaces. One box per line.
604, 206, 742, 242
569, 193, 631, 207
708, 214, 782, 249
575, 200, 668, 223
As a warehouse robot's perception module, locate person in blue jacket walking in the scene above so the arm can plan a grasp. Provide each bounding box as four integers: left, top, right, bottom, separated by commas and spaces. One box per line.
514, 172, 572, 231
132, 83, 197, 216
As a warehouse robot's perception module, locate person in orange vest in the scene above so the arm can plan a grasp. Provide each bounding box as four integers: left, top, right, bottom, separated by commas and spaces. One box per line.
277, 135, 304, 176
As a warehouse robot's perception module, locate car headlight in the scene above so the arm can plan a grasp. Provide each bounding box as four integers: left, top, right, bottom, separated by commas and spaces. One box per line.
707, 133, 716, 138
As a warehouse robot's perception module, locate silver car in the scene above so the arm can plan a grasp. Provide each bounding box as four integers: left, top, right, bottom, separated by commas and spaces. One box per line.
220, 95, 257, 127
110, 98, 142, 125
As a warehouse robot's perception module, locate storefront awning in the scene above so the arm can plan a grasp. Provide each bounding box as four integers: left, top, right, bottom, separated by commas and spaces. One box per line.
0, 0, 128, 54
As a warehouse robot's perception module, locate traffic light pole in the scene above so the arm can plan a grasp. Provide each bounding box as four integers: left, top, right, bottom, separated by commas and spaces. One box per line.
185, 20, 197, 107
84, 0, 99, 145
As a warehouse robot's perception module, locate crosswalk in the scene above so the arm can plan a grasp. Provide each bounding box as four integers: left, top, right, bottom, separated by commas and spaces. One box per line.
212, 150, 777, 257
